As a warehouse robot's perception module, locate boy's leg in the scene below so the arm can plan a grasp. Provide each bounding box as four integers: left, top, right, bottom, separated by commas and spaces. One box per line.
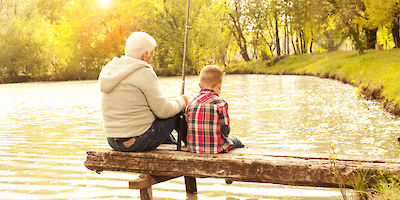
228, 135, 245, 149
224, 135, 244, 185
162, 112, 188, 145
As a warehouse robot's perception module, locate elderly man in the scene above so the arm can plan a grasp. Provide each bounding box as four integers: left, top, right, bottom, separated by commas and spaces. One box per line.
98, 32, 188, 152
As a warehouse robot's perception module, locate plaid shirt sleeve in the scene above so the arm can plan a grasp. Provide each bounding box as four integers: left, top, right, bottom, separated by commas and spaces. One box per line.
217, 101, 230, 137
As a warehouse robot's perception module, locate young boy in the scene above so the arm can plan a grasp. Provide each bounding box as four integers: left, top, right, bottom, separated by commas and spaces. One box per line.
185, 65, 244, 154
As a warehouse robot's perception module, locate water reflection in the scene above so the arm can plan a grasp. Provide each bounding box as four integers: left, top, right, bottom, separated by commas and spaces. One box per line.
0, 75, 399, 199
218, 75, 400, 158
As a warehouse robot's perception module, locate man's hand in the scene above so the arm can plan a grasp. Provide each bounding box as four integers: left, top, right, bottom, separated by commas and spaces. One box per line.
181, 95, 188, 106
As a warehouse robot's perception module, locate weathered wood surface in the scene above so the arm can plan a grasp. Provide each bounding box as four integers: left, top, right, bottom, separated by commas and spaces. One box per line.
129, 174, 178, 189
85, 145, 400, 188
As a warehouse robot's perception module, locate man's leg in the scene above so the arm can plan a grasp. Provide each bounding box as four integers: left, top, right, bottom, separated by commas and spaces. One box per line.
142, 114, 180, 151
107, 134, 149, 152
174, 112, 187, 145
162, 133, 177, 144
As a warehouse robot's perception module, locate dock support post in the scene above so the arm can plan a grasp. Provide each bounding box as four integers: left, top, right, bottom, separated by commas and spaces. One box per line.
129, 174, 154, 200
139, 186, 152, 200
184, 176, 197, 194
129, 174, 181, 200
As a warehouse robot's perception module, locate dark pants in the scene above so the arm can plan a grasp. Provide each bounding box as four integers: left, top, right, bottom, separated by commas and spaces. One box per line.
107, 114, 184, 152
228, 135, 245, 149
107, 114, 244, 152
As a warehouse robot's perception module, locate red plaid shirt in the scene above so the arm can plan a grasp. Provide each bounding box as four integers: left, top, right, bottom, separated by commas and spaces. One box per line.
185, 89, 233, 154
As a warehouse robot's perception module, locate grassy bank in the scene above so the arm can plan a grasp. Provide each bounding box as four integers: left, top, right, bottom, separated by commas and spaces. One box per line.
225, 49, 400, 116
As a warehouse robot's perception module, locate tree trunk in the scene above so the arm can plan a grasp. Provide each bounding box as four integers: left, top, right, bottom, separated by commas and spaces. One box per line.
283, 28, 287, 55
310, 38, 314, 53
283, 15, 288, 55
299, 31, 304, 53
364, 27, 378, 49
228, 11, 251, 62
290, 33, 297, 55
347, 23, 364, 54
392, 17, 400, 48
14, 1, 17, 15
291, 40, 297, 55
274, 12, 281, 56
286, 25, 290, 55
239, 44, 250, 62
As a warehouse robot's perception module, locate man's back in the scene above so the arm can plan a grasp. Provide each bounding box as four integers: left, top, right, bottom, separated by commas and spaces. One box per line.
185, 89, 232, 154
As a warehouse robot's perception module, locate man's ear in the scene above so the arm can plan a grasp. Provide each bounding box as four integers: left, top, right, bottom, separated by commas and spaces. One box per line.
141, 51, 148, 60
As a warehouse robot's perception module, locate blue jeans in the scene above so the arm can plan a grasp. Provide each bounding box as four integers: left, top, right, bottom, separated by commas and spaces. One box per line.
228, 135, 245, 149
107, 114, 182, 152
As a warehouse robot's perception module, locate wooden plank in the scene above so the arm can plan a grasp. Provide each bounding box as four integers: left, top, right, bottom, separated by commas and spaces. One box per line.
129, 176, 153, 190
129, 174, 180, 189
85, 147, 400, 188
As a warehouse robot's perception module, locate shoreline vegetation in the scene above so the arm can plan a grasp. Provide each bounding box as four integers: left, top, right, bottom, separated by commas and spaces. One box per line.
225, 49, 400, 117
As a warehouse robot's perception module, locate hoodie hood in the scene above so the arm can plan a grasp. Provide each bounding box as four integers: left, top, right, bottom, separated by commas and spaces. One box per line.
98, 56, 152, 93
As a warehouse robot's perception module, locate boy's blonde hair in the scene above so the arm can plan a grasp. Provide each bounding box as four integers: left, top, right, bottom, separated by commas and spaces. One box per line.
199, 65, 223, 88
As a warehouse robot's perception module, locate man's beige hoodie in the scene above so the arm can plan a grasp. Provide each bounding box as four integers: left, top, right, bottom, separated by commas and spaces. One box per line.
98, 56, 186, 138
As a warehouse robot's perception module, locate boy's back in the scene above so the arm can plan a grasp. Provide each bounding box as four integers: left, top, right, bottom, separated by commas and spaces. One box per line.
185, 89, 233, 154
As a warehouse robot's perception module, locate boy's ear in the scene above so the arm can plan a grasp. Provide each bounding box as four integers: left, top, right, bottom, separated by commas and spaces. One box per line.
199, 83, 203, 89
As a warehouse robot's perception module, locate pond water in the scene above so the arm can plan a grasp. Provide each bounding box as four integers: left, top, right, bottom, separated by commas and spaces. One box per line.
1, 74, 399, 200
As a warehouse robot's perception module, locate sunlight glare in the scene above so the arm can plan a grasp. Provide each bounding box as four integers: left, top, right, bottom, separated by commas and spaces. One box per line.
98, 0, 111, 8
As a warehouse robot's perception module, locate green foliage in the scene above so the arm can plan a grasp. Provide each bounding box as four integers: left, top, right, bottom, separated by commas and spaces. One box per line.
371, 173, 400, 200
0, 0, 399, 83
224, 60, 269, 74
0, 14, 55, 82
145, 0, 230, 75
327, 144, 400, 200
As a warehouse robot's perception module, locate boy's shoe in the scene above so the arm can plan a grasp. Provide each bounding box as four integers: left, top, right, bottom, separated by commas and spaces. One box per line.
225, 178, 233, 184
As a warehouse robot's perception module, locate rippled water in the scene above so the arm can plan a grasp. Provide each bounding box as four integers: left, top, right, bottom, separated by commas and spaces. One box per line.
1, 75, 399, 200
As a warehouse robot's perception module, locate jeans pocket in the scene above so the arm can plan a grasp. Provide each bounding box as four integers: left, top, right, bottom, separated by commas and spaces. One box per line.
127, 134, 152, 152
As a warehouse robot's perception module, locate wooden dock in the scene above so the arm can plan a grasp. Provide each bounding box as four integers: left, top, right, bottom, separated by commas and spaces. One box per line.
84, 145, 400, 200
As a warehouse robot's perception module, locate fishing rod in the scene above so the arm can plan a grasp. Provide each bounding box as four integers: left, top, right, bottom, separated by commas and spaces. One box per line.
177, 0, 190, 151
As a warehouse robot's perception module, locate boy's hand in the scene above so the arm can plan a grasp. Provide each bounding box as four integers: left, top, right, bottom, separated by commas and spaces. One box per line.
181, 95, 188, 106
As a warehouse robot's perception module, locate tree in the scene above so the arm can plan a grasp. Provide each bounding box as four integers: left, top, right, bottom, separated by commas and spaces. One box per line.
59, 0, 138, 79
316, 19, 347, 51
328, 0, 366, 53
0, 14, 56, 82
287, 0, 332, 54
363, 0, 400, 48
36, 0, 68, 22
226, 0, 251, 61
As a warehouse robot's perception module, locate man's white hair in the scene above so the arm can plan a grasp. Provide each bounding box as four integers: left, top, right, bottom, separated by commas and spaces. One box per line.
124, 32, 157, 59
